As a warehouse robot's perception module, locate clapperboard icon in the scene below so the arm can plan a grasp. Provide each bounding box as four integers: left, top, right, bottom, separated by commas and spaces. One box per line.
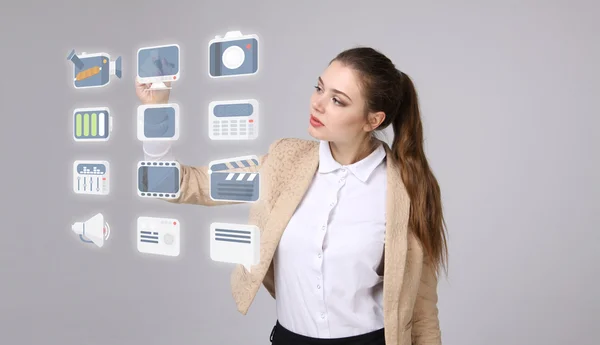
208, 155, 260, 202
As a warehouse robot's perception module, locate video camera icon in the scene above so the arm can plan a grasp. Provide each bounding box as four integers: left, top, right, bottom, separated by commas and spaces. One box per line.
209, 30, 259, 78
67, 49, 122, 89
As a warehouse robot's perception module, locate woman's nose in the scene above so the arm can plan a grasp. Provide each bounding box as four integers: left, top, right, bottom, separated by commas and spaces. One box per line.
312, 97, 325, 113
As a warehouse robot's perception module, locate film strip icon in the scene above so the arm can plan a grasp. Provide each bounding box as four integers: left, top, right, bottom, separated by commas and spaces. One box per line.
208, 155, 260, 202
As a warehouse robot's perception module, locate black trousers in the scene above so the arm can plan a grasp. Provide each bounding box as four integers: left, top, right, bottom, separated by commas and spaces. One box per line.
270, 320, 386, 345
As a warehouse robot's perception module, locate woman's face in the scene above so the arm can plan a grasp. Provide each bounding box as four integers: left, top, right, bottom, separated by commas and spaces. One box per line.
308, 60, 373, 144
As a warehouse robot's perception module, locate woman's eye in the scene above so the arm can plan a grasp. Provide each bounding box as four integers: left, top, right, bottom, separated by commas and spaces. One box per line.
314, 86, 342, 105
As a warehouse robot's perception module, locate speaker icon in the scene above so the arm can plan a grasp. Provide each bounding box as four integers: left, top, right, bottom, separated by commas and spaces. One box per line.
72, 213, 111, 248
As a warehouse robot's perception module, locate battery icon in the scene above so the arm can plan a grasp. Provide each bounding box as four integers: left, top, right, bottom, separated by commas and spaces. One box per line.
73, 107, 112, 141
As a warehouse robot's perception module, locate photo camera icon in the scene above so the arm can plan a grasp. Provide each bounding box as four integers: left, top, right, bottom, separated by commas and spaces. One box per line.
67, 49, 122, 89
208, 30, 259, 78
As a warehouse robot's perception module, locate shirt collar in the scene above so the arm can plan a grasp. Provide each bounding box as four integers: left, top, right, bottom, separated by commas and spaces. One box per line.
318, 140, 387, 183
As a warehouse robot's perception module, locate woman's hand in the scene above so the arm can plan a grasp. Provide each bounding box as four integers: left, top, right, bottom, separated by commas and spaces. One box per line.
135, 78, 172, 104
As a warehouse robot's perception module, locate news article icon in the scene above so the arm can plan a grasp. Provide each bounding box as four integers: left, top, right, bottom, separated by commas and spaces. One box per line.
67, 49, 122, 89
72, 213, 110, 248
210, 222, 260, 272
73, 107, 113, 142
209, 99, 258, 140
73, 160, 110, 195
137, 103, 180, 141
137, 44, 180, 90
208, 31, 259, 78
208, 155, 260, 202
137, 216, 180, 257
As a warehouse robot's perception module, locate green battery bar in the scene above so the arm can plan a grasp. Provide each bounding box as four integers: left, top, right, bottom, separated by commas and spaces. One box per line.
73, 108, 110, 141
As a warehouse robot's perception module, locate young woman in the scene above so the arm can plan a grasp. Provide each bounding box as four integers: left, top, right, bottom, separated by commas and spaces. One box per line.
136, 46, 448, 345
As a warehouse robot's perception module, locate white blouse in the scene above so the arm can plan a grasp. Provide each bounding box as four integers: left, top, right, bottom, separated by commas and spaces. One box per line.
274, 140, 388, 338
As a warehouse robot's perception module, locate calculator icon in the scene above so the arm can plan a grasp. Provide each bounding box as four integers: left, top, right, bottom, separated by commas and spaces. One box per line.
208, 99, 258, 140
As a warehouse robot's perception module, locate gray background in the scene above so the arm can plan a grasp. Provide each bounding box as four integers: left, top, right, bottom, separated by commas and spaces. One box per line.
0, 0, 598, 344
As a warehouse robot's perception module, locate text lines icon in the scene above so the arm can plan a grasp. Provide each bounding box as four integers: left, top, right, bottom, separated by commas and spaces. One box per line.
73, 160, 110, 195
67, 49, 122, 89
137, 216, 180, 257
210, 222, 260, 272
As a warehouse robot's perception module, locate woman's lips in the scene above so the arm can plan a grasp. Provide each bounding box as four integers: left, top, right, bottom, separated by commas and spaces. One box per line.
310, 114, 324, 127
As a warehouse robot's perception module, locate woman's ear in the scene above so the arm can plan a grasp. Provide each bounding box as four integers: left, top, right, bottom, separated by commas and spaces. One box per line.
364, 111, 386, 131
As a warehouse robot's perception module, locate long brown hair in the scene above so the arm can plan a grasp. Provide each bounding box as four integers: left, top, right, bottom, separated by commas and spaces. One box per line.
333, 47, 448, 275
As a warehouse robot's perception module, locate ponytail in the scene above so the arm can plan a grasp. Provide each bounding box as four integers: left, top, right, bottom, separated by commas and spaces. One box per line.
392, 72, 448, 275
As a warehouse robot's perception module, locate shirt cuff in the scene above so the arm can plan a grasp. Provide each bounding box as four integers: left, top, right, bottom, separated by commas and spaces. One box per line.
142, 141, 175, 161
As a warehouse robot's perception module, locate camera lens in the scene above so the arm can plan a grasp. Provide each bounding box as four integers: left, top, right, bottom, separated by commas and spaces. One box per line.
222, 46, 245, 70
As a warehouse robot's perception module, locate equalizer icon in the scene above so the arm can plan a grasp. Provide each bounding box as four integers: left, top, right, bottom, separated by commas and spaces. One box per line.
73, 160, 110, 196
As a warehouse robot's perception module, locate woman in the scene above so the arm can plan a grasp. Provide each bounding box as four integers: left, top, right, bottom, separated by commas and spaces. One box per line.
136, 47, 447, 345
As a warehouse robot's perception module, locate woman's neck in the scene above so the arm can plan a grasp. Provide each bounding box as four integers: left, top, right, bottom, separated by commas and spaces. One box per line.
328, 138, 378, 165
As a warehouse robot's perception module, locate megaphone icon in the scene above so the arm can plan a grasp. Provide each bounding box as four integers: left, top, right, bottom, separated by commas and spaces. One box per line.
72, 213, 111, 248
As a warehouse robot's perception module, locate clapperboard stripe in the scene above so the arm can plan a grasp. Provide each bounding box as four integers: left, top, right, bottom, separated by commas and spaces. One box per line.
235, 159, 259, 169
217, 158, 259, 171
214, 228, 252, 244
220, 173, 257, 184
140, 231, 159, 243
